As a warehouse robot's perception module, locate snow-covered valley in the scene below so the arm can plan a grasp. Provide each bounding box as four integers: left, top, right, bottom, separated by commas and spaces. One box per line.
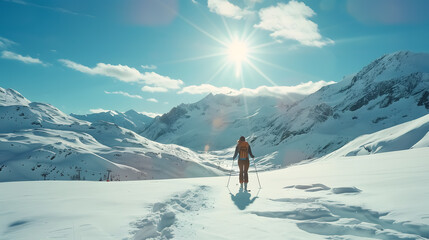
0, 87, 223, 181
1, 50, 429, 239
1, 147, 428, 239
2, 51, 428, 181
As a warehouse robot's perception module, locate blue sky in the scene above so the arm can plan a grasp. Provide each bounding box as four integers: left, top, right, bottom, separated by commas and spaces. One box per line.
1, 0, 429, 116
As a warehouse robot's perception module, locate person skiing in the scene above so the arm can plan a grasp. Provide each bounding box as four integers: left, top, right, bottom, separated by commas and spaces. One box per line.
232, 136, 255, 191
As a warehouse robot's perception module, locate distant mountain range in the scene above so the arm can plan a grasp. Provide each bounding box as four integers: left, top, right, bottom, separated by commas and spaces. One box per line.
0, 88, 222, 181
1, 51, 428, 181
141, 51, 429, 167
71, 109, 153, 133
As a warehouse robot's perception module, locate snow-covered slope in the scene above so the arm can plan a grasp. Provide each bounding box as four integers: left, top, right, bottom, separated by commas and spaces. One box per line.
257, 51, 429, 161
0, 87, 223, 182
71, 109, 153, 133
143, 51, 429, 168
140, 80, 330, 151
1, 147, 429, 239
323, 113, 429, 158
142, 93, 300, 150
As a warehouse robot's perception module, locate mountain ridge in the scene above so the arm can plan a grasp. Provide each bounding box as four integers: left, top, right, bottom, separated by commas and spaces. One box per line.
141, 51, 429, 167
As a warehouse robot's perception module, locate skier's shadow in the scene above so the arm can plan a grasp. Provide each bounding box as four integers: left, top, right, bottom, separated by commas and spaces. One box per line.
229, 188, 258, 210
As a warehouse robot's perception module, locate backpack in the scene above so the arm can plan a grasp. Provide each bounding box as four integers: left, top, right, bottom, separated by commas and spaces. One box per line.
238, 141, 249, 160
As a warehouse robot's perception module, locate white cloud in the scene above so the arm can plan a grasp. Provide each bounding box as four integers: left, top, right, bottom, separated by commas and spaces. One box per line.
104, 91, 143, 99
239, 81, 335, 97
1, 50, 46, 65
254, 1, 334, 47
59, 59, 183, 90
178, 81, 335, 97
141, 64, 157, 70
141, 72, 183, 89
141, 86, 169, 93
208, 0, 252, 19
0, 37, 16, 48
178, 84, 240, 95
89, 108, 112, 113
139, 111, 162, 118
147, 98, 159, 103
59, 59, 142, 82
191, 0, 198, 4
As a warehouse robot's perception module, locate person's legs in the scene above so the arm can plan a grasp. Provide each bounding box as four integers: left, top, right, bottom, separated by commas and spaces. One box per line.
243, 160, 250, 183
238, 160, 244, 184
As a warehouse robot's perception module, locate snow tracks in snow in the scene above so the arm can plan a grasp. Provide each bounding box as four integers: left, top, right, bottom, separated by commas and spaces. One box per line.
252, 183, 429, 239
130, 185, 212, 240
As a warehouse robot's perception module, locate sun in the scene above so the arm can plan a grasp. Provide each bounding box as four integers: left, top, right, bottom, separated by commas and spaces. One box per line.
227, 40, 248, 63
226, 40, 249, 77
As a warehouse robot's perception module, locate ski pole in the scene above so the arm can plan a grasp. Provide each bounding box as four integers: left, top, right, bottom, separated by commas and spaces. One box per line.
226, 158, 235, 187
252, 157, 261, 189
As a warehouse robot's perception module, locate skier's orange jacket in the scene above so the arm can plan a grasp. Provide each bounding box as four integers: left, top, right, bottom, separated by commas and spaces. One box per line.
233, 140, 255, 160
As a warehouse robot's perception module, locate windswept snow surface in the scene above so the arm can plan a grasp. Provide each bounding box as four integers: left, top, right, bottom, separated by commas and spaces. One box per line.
1, 147, 429, 239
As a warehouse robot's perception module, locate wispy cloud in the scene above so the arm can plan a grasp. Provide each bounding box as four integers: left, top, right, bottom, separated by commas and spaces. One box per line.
254, 1, 334, 47
147, 98, 159, 103
4, 0, 94, 18
179, 81, 335, 97
104, 90, 143, 99
207, 0, 252, 19
59, 59, 142, 82
141, 86, 169, 93
139, 111, 162, 118
0, 36, 16, 48
1, 50, 46, 65
141, 64, 157, 70
59, 59, 183, 90
141, 72, 183, 90
191, 0, 198, 4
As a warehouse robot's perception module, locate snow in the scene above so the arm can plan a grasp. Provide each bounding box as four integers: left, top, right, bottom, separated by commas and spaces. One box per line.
1, 51, 429, 239
141, 51, 429, 168
324, 114, 429, 158
0, 87, 30, 106
1, 147, 429, 239
0, 88, 224, 182
71, 109, 153, 133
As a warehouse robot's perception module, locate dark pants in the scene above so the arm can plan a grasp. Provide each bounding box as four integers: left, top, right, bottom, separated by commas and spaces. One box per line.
238, 160, 250, 183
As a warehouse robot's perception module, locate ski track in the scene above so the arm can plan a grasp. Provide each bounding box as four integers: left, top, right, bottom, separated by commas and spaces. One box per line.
129, 185, 212, 240
253, 183, 429, 240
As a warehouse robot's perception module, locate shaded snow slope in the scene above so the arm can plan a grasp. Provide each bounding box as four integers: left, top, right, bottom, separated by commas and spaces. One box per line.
143, 51, 429, 168
324, 113, 429, 158
1, 147, 428, 239
71, 109, 153, 133
0, 88, 223, 182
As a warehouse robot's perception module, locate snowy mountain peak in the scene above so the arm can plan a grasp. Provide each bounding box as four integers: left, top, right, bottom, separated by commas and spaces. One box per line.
71, 109, 153, 133
124, 109, 138, 115
142, 51, 429, 166
0, 87, 31, 106
351, 51, 429, 85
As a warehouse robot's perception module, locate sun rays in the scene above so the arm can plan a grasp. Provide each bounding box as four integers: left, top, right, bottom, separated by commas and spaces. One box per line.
162, 10, 281, 87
